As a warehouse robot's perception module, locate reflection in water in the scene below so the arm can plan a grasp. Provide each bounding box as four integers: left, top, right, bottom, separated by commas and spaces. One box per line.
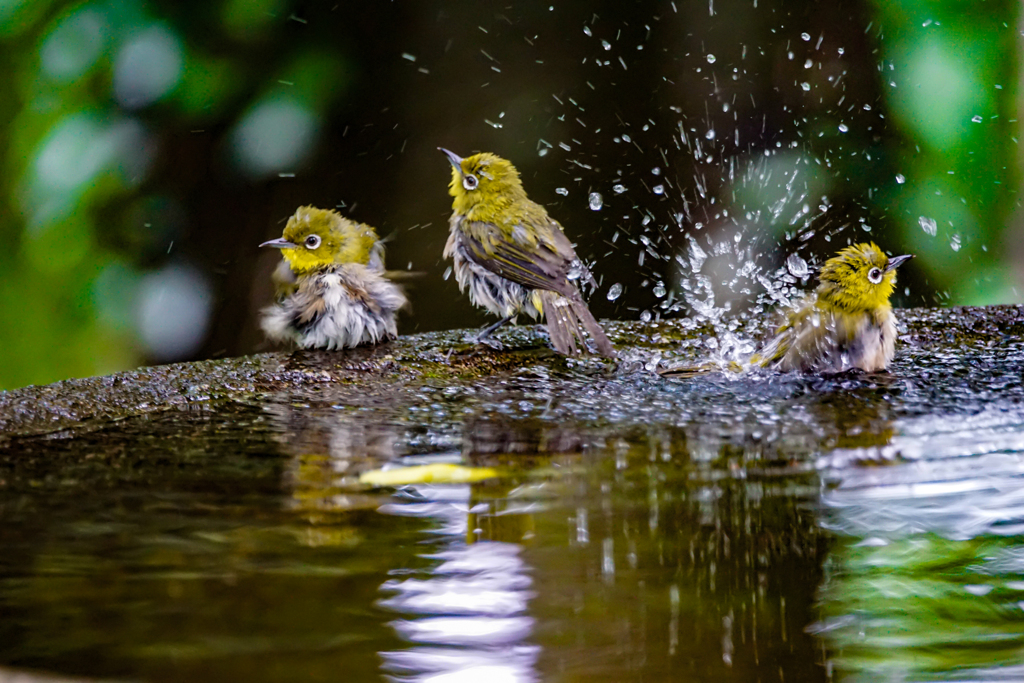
376, 484, 540, 683
813, 406, 1024, 682
6, 316, 1024, 681
268, 401, 547, 681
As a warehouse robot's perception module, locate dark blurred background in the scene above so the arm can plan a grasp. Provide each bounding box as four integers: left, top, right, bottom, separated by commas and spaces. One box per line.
0, 0, 1019, 389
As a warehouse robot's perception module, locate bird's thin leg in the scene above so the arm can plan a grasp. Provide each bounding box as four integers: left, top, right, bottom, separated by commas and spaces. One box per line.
475, 314, 515, 348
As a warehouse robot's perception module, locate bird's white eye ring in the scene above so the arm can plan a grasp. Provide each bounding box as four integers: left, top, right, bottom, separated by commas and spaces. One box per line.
867, 267, 883, 284
463, 174, 479, 190
305, 235, 321, 250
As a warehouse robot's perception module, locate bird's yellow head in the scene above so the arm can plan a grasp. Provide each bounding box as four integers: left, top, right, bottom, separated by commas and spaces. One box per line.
439, 148, 527, 217
816, 242, 913, 313
260, 206, 382, 275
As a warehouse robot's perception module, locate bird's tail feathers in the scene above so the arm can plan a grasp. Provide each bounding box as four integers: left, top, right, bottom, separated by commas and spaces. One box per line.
539, 291, 616, 359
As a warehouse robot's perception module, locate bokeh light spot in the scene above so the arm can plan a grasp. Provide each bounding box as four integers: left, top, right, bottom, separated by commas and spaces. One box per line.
135, 262, 212, 361
113, 23, 183, 109
41, 8, 107, 82
230, 96, 318, 178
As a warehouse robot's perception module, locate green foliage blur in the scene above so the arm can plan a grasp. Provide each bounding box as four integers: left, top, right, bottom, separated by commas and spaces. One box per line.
816, 534, 1024, 679
0, 0, 1019, 389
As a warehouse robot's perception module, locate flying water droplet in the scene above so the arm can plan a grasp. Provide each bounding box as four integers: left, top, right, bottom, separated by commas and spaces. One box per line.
705, 129, 715, 140
589, 192, 603, 210
653, 283, 667, 298
612, 183, 626, 194
583, 26, 592, 37
652, 184, 665, 195
601, 40, 611, 51
786, 253, 809, 278
895, 174, 905, 184
556, 187, 568, 196
801, 32, 811, 41
566, 260, 586, 280
639, 310, 652, 322
800, 82, 811, 91
651, 166, 661, 175
838, 123, 849, 133
706, 54, 716, 64
950, 234, 961, 251
918, 216, 937, 236
971, 115, 983, 123
606, 283, 623, 301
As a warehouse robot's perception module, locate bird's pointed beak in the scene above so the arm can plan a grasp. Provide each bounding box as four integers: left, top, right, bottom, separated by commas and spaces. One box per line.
886, 254, 914, 272
260, 238, 297, 249
439, 147, 464, 175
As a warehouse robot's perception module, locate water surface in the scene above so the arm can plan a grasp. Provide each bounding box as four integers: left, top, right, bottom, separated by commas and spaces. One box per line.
2, 312, 1024, 682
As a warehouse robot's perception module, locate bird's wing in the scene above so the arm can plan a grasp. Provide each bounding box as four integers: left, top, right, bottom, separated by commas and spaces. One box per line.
459, 218, 579, 296
753, 299, 817, 368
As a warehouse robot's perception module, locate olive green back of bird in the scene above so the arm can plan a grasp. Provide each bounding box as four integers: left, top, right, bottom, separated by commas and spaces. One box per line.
442, 150, 614, 358
446, 153, 588, 296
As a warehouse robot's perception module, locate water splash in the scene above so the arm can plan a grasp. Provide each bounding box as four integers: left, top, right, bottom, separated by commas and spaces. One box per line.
786, 253, 809, 279
919, 216, 938, 236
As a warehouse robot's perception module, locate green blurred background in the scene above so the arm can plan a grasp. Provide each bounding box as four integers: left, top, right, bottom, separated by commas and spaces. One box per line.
0, 0, 1019, 390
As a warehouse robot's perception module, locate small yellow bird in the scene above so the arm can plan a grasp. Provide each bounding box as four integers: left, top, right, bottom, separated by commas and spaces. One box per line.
260, 206, 407, 350
440, 148, 615, 358
755, 242, 913, 372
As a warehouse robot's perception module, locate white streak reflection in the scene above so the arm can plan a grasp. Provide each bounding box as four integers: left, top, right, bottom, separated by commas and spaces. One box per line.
819, 407, 1024, 540
378, 484, 539, 683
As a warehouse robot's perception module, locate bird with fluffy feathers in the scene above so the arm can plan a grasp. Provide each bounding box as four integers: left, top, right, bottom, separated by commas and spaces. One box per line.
260, 206, 407, 350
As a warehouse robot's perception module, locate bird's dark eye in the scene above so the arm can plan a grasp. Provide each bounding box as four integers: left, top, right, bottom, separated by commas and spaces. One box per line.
305, 235, 321, 249
463, 174, 479, 190
867, 267, 883, 284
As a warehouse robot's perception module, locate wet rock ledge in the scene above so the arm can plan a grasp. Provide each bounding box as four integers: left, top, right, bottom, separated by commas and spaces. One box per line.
1, 305, 1022, 442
